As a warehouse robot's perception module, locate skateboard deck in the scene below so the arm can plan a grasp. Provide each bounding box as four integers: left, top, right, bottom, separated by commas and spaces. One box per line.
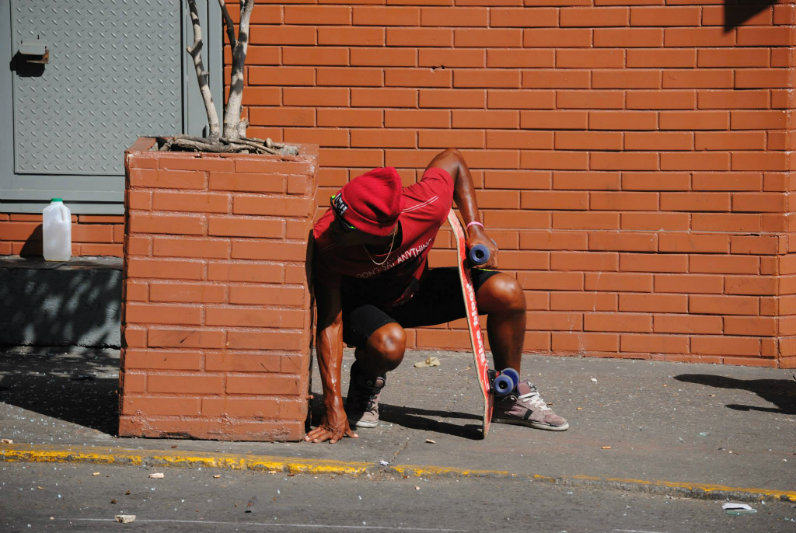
447, 211, 493, 438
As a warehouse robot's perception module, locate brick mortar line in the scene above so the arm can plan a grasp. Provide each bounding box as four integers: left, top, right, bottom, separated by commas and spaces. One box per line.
1, 444, 792, 504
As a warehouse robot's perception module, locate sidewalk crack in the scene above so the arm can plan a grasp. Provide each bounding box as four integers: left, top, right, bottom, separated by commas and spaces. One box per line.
390, 436, 410, 464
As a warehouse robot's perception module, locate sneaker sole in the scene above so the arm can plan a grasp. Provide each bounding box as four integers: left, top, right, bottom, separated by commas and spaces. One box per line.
493, 417, 569, 431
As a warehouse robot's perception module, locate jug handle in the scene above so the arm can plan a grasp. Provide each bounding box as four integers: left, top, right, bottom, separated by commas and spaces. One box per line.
59, 204, 68, 224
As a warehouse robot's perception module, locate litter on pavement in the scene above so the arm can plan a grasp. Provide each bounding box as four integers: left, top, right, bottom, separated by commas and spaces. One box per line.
414, 356, 440, 368
722, 502, 757, 515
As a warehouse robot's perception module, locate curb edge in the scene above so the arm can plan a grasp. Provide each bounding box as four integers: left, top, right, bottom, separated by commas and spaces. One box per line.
2, 444, 793, 504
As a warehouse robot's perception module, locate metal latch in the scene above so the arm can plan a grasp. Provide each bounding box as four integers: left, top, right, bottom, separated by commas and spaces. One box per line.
18, 40, 49, 64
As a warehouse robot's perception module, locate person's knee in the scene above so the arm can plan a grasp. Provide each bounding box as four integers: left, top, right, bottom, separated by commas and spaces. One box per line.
367, 323, 406, 370
479, 273, 526, 314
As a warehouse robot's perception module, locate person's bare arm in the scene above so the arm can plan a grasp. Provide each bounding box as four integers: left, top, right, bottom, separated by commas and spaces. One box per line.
305, 245, 357, 444
426, 149, 498, 268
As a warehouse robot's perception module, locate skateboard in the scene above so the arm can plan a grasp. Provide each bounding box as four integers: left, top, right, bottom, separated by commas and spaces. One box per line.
447, 211, 520, 437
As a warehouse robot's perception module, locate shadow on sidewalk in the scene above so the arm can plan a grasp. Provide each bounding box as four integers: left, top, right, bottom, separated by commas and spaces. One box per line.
309, 395, 482, 439
674, 373, 796, 415
0, 349, 119, 434
380, 403, 482, 440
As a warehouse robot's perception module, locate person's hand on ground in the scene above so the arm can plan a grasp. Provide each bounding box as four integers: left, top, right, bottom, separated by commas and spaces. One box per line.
304, 404, 358, 444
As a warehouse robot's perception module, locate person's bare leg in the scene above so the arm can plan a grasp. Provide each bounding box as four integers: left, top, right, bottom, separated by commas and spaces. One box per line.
347, 323, 406, 428
477, 273, 569, 430
353, 322, 406, 377
474, 273, 526, 372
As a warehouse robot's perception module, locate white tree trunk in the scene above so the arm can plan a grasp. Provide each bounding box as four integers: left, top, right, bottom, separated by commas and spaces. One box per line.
221, 0, 254, 140
186, 0, 221, 140
173, 0, 299, 154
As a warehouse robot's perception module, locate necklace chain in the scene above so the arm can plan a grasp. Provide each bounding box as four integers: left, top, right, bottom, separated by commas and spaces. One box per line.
363, 229, 397, 266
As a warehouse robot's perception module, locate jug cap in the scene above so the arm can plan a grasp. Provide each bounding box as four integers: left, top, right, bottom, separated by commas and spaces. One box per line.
51, 198, 63, 202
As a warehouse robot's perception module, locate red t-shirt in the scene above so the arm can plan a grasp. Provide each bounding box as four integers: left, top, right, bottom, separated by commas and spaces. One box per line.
313, 167, 453, 306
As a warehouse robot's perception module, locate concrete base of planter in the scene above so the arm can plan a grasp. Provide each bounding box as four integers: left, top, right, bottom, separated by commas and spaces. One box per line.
0, 257, 122, 347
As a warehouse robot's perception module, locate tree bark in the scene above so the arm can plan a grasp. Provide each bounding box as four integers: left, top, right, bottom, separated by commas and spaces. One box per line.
218, 0, 237, 51
186, 0, 221, 140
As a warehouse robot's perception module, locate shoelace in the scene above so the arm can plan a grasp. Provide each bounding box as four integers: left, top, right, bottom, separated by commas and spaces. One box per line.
517, 387, 550, 412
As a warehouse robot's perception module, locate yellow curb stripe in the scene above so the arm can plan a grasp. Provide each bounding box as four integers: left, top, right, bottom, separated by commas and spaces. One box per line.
603, 476, 796, 500
0, 445, 371, 476
571, 474, 796, 501
2, 444, 793, 502
390, 464, 514, 478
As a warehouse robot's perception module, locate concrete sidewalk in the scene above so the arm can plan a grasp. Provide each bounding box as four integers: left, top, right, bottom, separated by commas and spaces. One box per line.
0, 346, 793, 502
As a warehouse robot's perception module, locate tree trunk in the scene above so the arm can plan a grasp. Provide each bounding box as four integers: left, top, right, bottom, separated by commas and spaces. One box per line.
221, 0, 254, 140
186, 0, 220, 140
177, 0, 298, 155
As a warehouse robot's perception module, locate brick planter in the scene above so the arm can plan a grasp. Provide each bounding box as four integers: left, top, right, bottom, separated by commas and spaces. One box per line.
119, 137, 317, 441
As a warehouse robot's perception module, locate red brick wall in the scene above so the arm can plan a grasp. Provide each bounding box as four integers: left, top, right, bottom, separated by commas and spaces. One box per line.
118, 138, 318, 440
235, 1, 794, 368
0, 214, 124, 257
3, 3, 793, 368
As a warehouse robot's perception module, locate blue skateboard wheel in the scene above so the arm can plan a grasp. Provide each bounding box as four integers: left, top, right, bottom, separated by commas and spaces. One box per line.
493, 374, 514, 397
468, 244, 490, 266
501, 367, 520, 390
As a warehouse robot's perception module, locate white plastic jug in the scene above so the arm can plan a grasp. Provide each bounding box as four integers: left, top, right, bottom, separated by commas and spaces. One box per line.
42, 198, 71, 261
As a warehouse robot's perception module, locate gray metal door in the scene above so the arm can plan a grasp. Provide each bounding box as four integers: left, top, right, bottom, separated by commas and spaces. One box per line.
0, 0, 222, 214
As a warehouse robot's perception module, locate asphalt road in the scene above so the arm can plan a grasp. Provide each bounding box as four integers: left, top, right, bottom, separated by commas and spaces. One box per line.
1, 462, 793, 533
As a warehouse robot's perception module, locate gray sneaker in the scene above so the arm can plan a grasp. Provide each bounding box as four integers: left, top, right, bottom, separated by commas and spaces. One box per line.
345, 363, 385, 429
493, 380, 569, 431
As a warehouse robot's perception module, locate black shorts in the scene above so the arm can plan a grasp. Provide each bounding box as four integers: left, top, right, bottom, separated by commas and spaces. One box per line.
341, 267, 500, 349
